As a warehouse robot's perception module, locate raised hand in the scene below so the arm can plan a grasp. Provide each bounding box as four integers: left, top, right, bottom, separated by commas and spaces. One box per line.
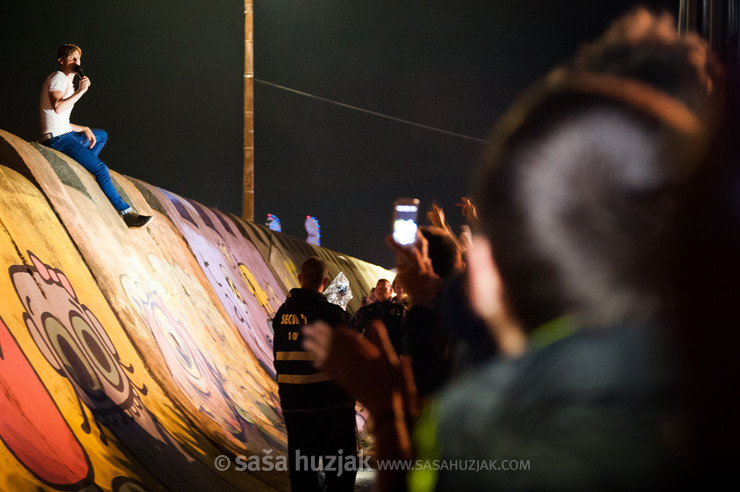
302, 320, 413, 417
386, 233, 443, 309
426, 203, 447, 229
457, 196, 478, 224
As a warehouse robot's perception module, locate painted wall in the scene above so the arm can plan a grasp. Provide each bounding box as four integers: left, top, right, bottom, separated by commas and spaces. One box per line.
0, 129, 392, 491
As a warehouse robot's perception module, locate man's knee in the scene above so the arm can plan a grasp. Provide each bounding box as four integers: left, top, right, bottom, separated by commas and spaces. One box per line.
90, 129, 108, 154
92, 128, 108, 142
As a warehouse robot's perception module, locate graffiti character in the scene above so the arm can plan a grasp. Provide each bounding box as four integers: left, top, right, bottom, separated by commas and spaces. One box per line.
120, 260, 284, 452
10, 252, 235, 491
0, 315, 92, 488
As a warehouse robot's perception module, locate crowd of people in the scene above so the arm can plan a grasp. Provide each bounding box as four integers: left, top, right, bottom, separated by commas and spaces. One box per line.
272, 6, 739, 492
29, 5, 738, 492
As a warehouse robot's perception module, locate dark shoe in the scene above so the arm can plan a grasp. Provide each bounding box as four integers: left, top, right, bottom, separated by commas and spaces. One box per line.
123, 212, 153, 228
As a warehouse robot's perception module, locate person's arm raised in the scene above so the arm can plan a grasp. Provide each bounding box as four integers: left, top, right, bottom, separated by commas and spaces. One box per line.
386, 233, 443, 309
49, 76, 90, 114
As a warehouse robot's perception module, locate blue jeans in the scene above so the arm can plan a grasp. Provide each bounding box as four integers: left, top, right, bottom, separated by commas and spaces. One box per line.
43, 129, 131, 213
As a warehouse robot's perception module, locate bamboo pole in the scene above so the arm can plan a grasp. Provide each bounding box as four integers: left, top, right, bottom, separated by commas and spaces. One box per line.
243, 0, 255, 220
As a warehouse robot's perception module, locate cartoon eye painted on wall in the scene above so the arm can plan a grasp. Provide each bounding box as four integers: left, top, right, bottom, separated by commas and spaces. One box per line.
151, 304, 206, 390
43, 313, 104, 399
41, 310, 134, 411
71, 311, 128, 397
147, 299, 241, 435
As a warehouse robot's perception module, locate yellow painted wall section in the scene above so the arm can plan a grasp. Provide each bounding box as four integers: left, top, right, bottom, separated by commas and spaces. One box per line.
0, 129, 393, 491
0, 166, 261, 490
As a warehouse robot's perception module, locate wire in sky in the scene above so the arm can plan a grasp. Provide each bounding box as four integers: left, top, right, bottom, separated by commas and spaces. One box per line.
254, 78, 490, 144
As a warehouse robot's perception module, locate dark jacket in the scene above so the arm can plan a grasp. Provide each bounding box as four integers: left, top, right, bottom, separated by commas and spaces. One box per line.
273, 288, 352, 412
419, 324, 673, 491
351, 298, 407, 354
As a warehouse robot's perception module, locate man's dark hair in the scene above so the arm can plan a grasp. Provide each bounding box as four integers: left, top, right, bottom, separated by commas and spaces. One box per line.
300, 256, 328, 291
474, 77, 708, 333
568, 7, 722, 117
473, 8, 716, 333
419, 226, 463, 279
57, 44, 82, 61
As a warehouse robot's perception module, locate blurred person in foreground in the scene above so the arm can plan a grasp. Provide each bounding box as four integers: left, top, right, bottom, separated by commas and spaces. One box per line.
302, 7, 726, 491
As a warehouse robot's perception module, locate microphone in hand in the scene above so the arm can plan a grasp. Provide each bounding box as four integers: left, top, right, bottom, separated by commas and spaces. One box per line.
73, 64, 86, 78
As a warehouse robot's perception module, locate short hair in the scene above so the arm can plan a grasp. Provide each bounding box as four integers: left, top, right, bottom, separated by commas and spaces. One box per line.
475, 77, 708, 332
57, 44, 82, 60
473, 8, 716, 333
376, 278, 391, 288
568, 7, 722, 117
419, 226, 463, 279
299, 256, 327, 290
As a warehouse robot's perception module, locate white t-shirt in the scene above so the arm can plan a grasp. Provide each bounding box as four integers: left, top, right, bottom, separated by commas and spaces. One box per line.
39, 71, 74, 136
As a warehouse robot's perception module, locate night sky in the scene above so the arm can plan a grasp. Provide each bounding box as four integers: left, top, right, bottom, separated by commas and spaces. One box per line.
1, 1, 677, 268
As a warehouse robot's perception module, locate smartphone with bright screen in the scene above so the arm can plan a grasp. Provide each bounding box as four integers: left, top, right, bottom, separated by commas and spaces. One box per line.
393, 198, 420, 246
